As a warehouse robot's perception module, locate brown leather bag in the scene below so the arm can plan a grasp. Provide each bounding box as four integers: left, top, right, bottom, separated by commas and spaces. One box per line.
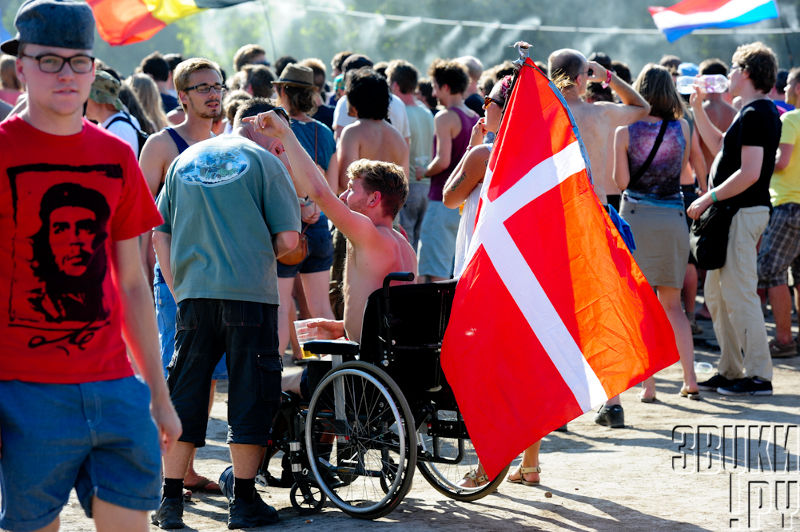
277, 228, 308, 266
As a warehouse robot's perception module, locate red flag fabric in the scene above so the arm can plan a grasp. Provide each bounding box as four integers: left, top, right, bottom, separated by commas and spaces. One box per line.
440, 58, 679, 479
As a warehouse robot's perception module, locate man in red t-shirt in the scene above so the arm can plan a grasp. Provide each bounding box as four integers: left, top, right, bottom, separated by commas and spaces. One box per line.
0, 2, 180, 531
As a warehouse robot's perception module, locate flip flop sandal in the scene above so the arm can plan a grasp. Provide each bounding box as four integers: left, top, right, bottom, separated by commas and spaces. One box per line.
184, 476, 222, 494
679, 387, 701, 401
507, 465, 541, 486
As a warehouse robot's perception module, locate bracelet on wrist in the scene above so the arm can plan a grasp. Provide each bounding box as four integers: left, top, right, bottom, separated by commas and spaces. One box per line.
710, 190, 718, 203
601, 70, 612, 89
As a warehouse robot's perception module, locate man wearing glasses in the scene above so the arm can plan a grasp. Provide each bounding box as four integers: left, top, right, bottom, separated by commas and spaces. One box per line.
138, 56, 229, 500
0, 1, 181, 531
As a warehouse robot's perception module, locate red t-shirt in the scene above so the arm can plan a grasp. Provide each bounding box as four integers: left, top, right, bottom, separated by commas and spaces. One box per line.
0, 117, 162, 383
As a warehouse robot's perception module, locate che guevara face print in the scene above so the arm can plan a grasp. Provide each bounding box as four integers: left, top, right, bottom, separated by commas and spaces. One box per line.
7, 163, 121, 354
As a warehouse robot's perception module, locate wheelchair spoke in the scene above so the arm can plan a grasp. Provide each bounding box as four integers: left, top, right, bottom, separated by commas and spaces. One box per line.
306, 363, 416, 519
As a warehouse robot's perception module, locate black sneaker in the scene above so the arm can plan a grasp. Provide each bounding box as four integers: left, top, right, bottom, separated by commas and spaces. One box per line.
228, 492, 279, 529
151, 496, 185, 529
717, 377, 773, 396
697, 373, 734, 392
594, 405, 624, 428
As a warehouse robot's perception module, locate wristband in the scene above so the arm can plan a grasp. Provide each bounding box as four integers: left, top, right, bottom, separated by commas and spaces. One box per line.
711, 190, 718, 203
601, 69, 612, 89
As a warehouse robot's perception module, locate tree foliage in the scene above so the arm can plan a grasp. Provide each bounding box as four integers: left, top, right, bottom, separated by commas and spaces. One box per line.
0, 0, 797, 77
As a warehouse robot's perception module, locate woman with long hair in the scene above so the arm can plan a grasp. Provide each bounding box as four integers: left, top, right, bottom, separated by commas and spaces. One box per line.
126, 73, 169, 132
613, 64, 699, 400
273, 64, 338, 360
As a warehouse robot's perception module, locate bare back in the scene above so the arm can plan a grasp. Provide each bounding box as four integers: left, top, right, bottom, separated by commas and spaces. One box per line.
338, 119, 409, 188
570, 101, 625, 203
342, 226, 417, 343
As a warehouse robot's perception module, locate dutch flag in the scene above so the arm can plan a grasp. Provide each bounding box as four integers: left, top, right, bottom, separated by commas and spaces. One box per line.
649, 0, 780, 42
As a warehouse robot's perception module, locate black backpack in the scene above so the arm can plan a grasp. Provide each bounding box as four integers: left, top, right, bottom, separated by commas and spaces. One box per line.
106, 112, 148, 157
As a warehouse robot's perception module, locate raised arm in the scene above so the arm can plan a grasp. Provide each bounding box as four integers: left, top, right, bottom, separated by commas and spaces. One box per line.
443, 144, 490, 208
587, 61, 650, 126
249, 111, 381, 247
689, 88, 724, 155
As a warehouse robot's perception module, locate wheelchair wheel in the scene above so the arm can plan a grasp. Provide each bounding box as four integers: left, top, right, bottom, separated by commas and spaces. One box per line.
289, 482, 326, 515
416, 409, 509, 502
305, 361, 416, 519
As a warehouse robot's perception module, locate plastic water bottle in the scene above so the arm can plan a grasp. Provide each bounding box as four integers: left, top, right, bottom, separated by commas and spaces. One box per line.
695, 361, 713, 374
677, 75, 729, 95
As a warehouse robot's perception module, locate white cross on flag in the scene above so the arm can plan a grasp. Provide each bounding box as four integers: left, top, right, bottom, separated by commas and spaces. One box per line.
441, 58, 679, 479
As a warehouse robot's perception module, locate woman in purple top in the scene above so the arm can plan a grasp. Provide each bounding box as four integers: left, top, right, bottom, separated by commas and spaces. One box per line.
613, 64, 699, 401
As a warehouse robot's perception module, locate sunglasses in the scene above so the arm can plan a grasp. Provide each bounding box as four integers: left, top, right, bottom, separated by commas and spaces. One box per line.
483, 96, 502, 109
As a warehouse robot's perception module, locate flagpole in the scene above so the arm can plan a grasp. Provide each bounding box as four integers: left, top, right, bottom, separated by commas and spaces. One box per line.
779, 13, 794, 64
259, 0, 278, 64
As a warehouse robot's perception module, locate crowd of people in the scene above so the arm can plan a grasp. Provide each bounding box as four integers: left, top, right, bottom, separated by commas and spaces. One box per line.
0, 0, 798, 530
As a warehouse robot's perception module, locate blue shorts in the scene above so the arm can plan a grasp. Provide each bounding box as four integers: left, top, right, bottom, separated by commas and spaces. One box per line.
417, 200, 461, 279
0, 377, 161, 531
277, 214, 334, 278
155, 280, 227, 380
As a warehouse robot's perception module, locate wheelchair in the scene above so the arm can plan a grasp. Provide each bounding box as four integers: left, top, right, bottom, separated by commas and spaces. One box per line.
260, 272, 508, 520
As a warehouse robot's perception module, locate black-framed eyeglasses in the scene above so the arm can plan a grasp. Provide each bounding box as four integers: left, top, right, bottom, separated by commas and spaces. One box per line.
484, 96, 502, 109
184, 83, 226, 94
20, 53, 94, 74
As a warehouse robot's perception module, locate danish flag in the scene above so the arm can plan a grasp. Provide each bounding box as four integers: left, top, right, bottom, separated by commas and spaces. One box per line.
441, 59, 679, 479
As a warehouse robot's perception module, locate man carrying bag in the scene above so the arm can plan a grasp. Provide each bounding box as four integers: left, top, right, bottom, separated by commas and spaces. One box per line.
686, 42, 782, 397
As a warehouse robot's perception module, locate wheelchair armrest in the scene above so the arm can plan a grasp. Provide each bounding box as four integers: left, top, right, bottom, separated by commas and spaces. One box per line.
303, 339, 359, 357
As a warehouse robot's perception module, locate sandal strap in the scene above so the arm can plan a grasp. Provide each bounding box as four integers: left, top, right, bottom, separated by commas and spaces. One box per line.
518, 466, 541, 474
463, 470, 489, 484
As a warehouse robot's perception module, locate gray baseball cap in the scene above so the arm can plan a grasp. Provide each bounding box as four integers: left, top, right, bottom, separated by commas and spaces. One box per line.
1, 0, 96, 57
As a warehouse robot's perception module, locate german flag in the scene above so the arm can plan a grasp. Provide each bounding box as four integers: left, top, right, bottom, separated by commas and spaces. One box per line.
87, 0, 253, 45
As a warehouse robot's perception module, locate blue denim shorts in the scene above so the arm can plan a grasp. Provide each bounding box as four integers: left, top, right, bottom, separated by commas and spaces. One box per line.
155, 281, 227, 380
277, 214, 334, 278
417, 200, 461, 279
0, 377, 161, 531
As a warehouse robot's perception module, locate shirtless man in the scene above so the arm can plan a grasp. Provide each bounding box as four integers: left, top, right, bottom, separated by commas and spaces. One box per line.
138, 57, 225, 496
548, 49, 649, 428
547, 49, 650, 206
697, 58, 738, 169
336, 68, 409, 192
251, 111, 417, 343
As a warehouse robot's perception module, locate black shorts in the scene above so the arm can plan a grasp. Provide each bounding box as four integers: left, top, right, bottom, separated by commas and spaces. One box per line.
168, 299, 281, 446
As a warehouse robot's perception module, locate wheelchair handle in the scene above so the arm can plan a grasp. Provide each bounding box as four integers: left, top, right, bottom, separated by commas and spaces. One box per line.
382, 272, 415, 294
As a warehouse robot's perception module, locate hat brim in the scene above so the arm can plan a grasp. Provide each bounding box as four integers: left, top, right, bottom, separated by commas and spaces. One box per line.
1, 39, 20, 56
273, 80, 316, 89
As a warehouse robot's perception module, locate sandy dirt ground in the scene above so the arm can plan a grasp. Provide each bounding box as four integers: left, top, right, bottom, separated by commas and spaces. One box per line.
23, 308, 800, 531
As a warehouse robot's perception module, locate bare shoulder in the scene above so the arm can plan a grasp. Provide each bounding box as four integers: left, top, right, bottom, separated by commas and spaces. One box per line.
141, 129, 178, 158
